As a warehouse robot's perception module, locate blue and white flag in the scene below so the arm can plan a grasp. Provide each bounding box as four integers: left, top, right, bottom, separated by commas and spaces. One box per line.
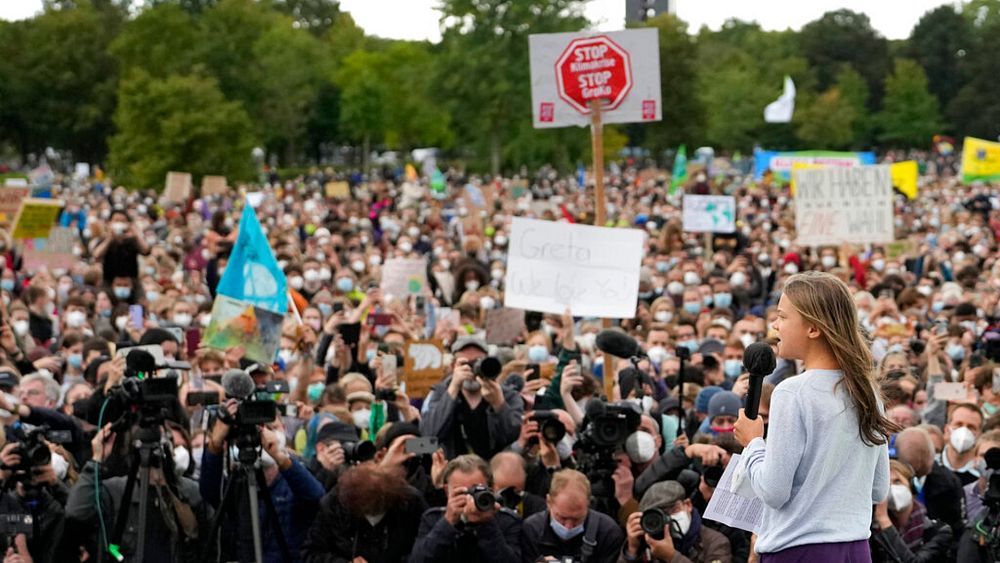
215, 201, 288, 314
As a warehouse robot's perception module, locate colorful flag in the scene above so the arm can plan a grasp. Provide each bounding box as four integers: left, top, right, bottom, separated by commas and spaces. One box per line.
430, 168, 446, 194
215, 201, 288, 314
890, 161, 918, 200
670, 145, 687, 196
961, 137, 1000, 182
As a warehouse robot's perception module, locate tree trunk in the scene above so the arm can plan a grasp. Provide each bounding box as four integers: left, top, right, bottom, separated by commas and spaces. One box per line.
362, 132, 371, 177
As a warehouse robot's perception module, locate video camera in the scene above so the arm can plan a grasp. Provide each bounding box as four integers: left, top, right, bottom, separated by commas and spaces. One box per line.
972, 447, 1000, 559
108, 349, 180, 434
3, 424, 71, 478
575, 400, 641, 513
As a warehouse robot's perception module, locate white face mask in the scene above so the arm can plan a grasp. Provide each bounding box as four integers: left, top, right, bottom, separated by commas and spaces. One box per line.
950, 426, 976, 454
667, 281, 684, 296
670, 509, 692, 536
739, 333, 756, 348
916, 285, 933, 297
654, 311, 673, 323
647, 346, 669, 366
353, 408, 371, 430
50, 452, 69, 481
783, 263, 799, 275
115, 316, 129, 331
191, 447, 204, 471
821, 255, 837, 268
683, 272, 701, 286
625, 431, 657, 464
730, 272, 747, 287
888, 483, 913, 512
173, 446, 191, 474
173, 313, 192, 328
66, 310, 87, 328
12, 320, 29, 336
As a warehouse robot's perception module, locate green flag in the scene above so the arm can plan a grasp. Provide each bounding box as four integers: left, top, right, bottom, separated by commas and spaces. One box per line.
670, 144, 687, 195
430, 168, 446, 194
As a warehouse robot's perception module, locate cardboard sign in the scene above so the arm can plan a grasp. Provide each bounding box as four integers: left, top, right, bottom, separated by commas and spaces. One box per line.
934, 382, 968, 402
486, 308, 527, 345
794, 165, 894, 246
23, 227, 77, 271
11, 198, 63, 240
325, 181, 350, 199
403, 340, 446, 399
0, 186, 30, 223
381, 258, 428, 299
504, 217, 644, 318
164, 171, 193, 203
682, 195, 736, 234
201, 175, 228, 196
203, 295, 285, 363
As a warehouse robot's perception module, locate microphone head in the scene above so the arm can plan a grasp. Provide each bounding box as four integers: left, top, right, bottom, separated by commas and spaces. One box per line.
595, 329, 641, 358
985, 447, 1000, 471
743, 342, 777, 377
125, 349, 157, 376
221, 368, 256, 400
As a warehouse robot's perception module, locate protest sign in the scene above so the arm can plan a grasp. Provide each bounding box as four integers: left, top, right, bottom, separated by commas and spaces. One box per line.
529, 29, 661, 128
3, 179, 27, 188
0, 186, 30, 223
486, 308, 526, 345
885, 239, 915, 260
164, 172, 193, 203
754, 150, 876, 181
11, 198, 63, 240
324, 181, 350, 199
794, 165, 894, 246
23, 227, 76, 271
203, 295, 284, 363
504, 217, 643, 318
380, 258, 428, 298
791, 160, 918, 201
202, 176, 228, 196
682, 195, 736, 234
435, 307, 461, 329
961, 137, 1000, 182
403, 340, 446, 399
934, 382, 968, 402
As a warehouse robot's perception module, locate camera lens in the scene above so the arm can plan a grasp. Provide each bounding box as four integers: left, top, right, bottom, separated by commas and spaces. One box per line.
539, 418, 566, 444
469, 486, 498, 512
474, 357, 502, 380
342, 440, 376, 463
640, 508, 667, 539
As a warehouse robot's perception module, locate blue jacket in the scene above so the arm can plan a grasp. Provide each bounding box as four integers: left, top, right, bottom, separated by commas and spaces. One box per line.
200, 449, 325, 563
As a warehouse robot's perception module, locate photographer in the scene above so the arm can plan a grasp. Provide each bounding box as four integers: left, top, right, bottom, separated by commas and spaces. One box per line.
200, 402, 324, 563
513, 409, 578, 496
491, 451, 546, 518
65, 423, 211, 563
302, 462, 426, 563
420, 338, 524, 459
306, 420, 358, 491
1, 375, 85, 466
621, 480, 730, 563
408, 454, 521, 563
521, 468, 624, 563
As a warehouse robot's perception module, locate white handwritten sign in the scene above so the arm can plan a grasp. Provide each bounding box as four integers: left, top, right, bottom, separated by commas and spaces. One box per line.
381, 258, 428, 298
795, 165, 894, 246
504, 217, 643, 318
682, 195, 736, 233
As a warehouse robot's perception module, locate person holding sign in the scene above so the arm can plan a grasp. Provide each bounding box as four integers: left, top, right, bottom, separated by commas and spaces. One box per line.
734, 272, 897, 562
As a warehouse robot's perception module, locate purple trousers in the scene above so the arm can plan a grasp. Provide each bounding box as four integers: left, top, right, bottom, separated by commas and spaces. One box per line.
760, 539, 871, 563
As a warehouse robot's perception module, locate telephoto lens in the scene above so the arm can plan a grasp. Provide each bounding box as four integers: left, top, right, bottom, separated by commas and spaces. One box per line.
473, 357, 502, 380
341, 440, 376, 464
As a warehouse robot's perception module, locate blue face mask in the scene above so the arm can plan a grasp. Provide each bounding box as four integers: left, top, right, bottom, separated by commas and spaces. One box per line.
946, 344, 965, 362
931, 302, 945, 313
683, 302, 702, 316
0, 280, 14, 292
307, 382, 325, 402
366, 349, 377, 363
724, 359, 742, 378
528, 345, 549, 363
702, 295, 713, 307
113, 287, 131, 300
679, 339, 699, 354
68, 354, 83, 370
317, 303, 332, 316
550, 517, 585, 541
713, 292, 733, 308
656, 261, 670, 273
661, 414, 680, 446
336, 277, 354, 293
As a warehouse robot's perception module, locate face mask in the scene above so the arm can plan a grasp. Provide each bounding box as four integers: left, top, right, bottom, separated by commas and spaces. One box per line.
625, 431, 657, 464
821, 255, 837, 268
888, 483, 913, 512
491, 268, 504, 280
494, 235, 507, 247
711, 425, 735, 434
0, 280, 13, 292
351, 261, 366, 273
661, 414, 679, 445
336, 278, 354, 293
528, 345, 549, 363
278, 349, 299, 365
191, 447, 204, 470
683, 272, 701, 286
465, 280, 480, 292
308, 382, 325, 402
950, 426, 976, 453
479, 296, 496, 310
65, 310, 87, 328
67, 353, 83, 370
647, 346, 669, 366
916, 285, 933, 297
368, 255, 382, 267
199, 314, 211, 328
739, 333, 756, 348
730, 272, 746, 287
352, 408, 371, 431
667, 281, 684, 296
670, 510, 692, 537
398, 242, 413, 253
871, 259, 886, 272
113, 287, 131, 300
683, 302, 701, 316
303, 270, 321, 283
985, 403, 1000, 417
173, 313, 192, 328
173, 446, 191, 474
931, 301, 945, 313
12, 320, 29, 336
783, 263, 799, 275
654, 311, 673, 323
724, 359, 743, 378
317, 303, 332, 316
679, 339, 699, 354
289, 276, 304, 290
550, 518, 585, 541
556, 434, 576, 460
946, 344, 965, 362
50, 452, 69, 481
713, 293, 732, 308
115, 316, 128, 331
146, 290, 160, 302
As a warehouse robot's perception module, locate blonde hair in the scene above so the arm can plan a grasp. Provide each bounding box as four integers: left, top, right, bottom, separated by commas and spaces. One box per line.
548, 469, 591, 499
783, 271, 899, 446
889, 459, 913, 484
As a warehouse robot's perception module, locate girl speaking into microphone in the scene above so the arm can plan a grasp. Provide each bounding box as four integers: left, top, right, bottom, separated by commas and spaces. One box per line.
734, 271, 898, 562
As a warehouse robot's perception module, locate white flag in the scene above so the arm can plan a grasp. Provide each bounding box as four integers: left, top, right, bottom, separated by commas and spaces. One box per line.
764, 76, 796, 123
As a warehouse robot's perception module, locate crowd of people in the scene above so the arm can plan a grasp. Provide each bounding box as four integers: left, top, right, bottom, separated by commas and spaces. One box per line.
0, 148, 994, 563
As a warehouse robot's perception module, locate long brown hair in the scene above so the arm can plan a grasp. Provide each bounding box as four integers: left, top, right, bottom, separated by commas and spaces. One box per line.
783, 271, 900, 446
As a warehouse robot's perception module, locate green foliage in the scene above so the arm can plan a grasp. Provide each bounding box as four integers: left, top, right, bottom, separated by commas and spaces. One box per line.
108, 70, 256, 188
799, 10, 891, 108
875, 59, 941, 147
906, 5, 971, 112
795, 88, 857, 149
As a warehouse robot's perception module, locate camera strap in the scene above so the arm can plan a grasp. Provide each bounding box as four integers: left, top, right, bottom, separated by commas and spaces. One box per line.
579, 514, 599, 563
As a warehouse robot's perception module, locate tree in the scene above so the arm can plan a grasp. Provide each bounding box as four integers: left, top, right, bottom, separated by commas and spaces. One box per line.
110, 3, 202, 78
949, 14, 1000, 138
335, 50, 389, 174
795, 88, 857, 148
272, 0, 340, 36
834, 65, 871, 146
108, 70, 257, 188
875, 59, 941, 146
906, 5, 971, 113
799, 10, 891, 108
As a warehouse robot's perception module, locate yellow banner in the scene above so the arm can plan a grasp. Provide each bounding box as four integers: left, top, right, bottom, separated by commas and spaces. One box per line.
791, 161, 917, 200
961, 136, 1000, 182
12, 199, 63, 240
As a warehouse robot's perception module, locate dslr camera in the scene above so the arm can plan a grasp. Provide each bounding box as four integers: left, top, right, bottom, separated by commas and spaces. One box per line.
640, 508, 683, 541
530, 411, 566, 444
341, 440, 376, 464
4, 425, 71, 477
467, 485, 501, 512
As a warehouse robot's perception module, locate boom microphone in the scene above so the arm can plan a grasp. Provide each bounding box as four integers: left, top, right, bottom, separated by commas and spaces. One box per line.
595, 330, 645, 359
742, 342, 776, 420
222, 368, 256, 400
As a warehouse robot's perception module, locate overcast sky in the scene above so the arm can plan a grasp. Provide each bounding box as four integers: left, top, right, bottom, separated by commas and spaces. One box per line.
0, 0, 960, 41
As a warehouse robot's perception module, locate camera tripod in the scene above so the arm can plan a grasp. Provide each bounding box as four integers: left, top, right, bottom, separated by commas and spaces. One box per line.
202, 428, 291, 563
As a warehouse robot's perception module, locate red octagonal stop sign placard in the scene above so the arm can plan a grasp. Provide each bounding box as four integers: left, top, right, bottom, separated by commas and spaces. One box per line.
554, 35, 633, 114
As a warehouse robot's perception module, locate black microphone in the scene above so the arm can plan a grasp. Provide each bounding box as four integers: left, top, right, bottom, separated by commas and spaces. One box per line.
222, 368, 256, 400
595, 330, 645, 359
125, 349, 157, 378
742, 342, 776, 420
